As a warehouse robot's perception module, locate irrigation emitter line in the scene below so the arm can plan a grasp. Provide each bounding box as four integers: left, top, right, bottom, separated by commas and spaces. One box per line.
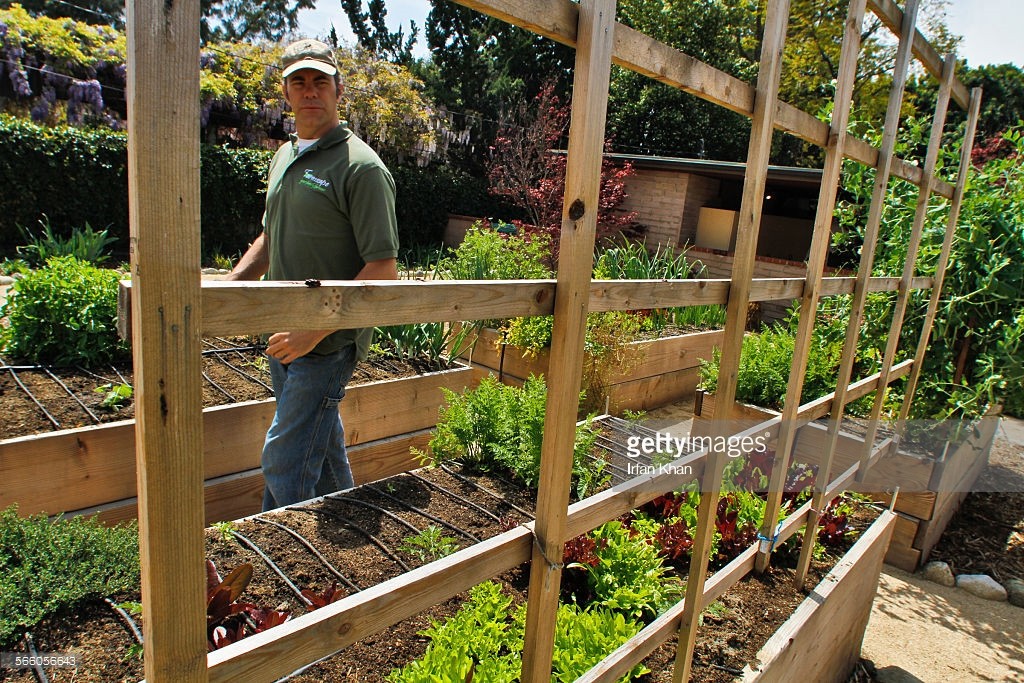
405, 470, 504, 523
202, 371, 236, 402
288, 505, 411, 572
437, 463, 536, 519
363, 483, 481, 543
0, 355, 61, 430
324, 493, 427, 536
104, 597, 145, 645
231, 530, 313, 607
253, 517, 361, 592
42, 366, 102, 423
21, 633, 50, 683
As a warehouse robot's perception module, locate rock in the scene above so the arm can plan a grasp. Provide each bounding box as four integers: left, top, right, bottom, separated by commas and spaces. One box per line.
1005, 578, 1024, 607
921, 561, 955, 587
201, 267, 230, 275
0, 275, 14, 285
956, 574, 1008, 601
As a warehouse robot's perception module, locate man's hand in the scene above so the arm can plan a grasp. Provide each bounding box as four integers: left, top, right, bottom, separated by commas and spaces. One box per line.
266, 329, 332, 365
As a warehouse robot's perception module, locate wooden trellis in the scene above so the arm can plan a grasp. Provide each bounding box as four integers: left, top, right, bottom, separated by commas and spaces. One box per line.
126, 0, 980, 680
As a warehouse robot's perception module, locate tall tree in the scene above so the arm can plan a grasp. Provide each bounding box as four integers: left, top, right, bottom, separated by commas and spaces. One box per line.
1, 0, 124, 28
340, 0, 418, 65
200, 0, 315, 43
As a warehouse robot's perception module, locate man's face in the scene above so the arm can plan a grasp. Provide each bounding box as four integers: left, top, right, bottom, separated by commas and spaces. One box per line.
283, 69, 341, 139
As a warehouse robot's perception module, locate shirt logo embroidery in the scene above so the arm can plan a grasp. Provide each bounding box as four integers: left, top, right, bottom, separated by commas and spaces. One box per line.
299, 169, 331, 192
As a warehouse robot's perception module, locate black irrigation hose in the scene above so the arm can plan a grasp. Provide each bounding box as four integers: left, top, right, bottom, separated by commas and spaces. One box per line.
324, 493, 424, 536
438, 464, 536, 520
103, 597, 144, 645
43, 367, 102, 423
287, 506, 411, 572
21, 633, 51, 683
74, 365, 115, 383
253, 517, 361, 593
231, 530, 312, 607
405, 471, 503, 523
202, 371, 236, 402
363, 483, 480, 543
2, 362, 61, 430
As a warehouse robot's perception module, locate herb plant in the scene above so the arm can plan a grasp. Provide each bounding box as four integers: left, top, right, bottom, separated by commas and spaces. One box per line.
399, 525, 460, 563
94, 382, 133, 411
0, 255, 129, 366
0, 505, 140, 646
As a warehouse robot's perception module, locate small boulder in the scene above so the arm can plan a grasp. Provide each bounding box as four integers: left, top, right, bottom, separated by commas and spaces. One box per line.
1005, 578, 1024, 608
921, 561, 955, 587
956, 574, 1008, 601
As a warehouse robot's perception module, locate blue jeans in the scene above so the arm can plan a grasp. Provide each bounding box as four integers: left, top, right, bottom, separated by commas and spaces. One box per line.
261, 345, 357, 511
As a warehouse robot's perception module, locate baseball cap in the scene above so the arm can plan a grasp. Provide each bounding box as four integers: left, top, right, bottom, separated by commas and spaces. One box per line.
281, 39, 338, 79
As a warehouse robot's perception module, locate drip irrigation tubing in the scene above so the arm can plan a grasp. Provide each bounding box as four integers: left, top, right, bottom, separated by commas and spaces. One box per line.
253, 517, 361, 592
363, 483, 480, 543
202, 371, 236, 402
324, 493, 426, 536
404, 471, 503, 523
437, 464, 536, 519
231, 530, 312, 607
42, 367, 102, 423
1, 359, 61, 430
287, 506, 411, 572
103, 597, 144, 645
20, 632, 51, 683
202, 338, 273, 392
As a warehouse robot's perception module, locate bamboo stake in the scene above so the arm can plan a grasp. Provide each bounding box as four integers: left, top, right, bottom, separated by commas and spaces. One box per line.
897, 88, 984, 426
754, 0, 867, 574
793, 0, 921, 588
519, 1, 616, 680
126, 0, 207, 680
856, 54, 956, 474
672, 1, 790, 680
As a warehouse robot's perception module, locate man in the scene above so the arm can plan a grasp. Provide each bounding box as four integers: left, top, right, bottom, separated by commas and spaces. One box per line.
227, 39, 400, 511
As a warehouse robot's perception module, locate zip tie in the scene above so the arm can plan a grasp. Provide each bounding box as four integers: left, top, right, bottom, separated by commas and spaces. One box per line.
756, 519, 784, 553
532, 534, 564, 571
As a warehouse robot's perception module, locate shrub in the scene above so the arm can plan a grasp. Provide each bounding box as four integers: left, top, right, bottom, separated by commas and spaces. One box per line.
0, 255, 128, 366
0, 505, 140, 647
17, 215, 116, 266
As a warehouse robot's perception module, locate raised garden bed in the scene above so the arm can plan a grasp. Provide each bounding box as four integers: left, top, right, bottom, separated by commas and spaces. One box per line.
463, 326, 723, 413
0, 346, 478, 524
1, 417, 893, 682
694, 390, 1001, 571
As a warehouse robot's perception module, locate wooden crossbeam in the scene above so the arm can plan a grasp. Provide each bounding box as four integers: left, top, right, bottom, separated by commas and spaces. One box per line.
127, 0, 207, 680
793, 0, 922, 588
118, 276, 935, 335
520, 2, 617, 680
755, 0, 868, 574
856, 54, 957, 475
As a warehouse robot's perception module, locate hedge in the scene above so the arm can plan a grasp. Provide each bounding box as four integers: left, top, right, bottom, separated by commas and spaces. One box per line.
0, 115, 504, 259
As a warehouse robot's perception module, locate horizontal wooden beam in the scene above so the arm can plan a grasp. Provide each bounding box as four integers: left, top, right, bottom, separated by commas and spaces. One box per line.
451, 0, 957, 198
869, 0, 971, 109
120, 277, 935, 336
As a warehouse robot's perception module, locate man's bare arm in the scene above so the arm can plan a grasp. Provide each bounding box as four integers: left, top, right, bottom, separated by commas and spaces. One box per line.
225, 233, 270, 281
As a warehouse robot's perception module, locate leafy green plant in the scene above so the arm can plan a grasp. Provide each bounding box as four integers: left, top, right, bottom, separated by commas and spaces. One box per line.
421, 375, 606, 499
435, 223, 553, 281
211, 521, 237, 543
388, 581, 648, 682
210, 252, 235, 271
0, 255, 129, 366
205, 559, 291, 651
399, 525, 460, 563
570, 520, 682, 622
0, 257, 30, 276
94, 382, 133, 411
16, 215, 117, 266
0, 505, 140, 646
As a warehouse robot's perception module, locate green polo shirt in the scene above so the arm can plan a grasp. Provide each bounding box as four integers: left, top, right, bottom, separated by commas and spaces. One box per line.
263, 123, 399, 359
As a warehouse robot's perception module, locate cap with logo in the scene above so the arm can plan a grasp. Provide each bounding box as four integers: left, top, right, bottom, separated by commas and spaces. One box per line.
281, 39, 338, 79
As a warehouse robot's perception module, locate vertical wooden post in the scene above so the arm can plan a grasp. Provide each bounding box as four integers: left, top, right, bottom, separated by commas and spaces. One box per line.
754, 0, 867, 574
897, 87, 983, 425
519, 1, 616, 681
856, 54, 955, 465
793, 0, 921, 588
672, 1, 790, 679
127, 0, 207, 680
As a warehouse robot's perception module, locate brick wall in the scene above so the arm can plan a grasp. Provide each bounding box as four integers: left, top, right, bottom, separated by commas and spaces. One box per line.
619, 169, 688, 246
680, 174, 722, 247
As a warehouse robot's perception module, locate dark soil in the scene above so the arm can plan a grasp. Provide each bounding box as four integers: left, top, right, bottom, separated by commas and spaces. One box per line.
0, 337, 448, 441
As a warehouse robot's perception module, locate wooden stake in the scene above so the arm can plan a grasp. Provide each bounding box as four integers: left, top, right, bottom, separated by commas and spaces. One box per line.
672, 1, 790, 680
793, 0, 921, 589
519, 1, 616, 681
755, 0, 867, 574
897, 88, 983, 425
126, 0, 207, 680
856, 54, 956, 472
